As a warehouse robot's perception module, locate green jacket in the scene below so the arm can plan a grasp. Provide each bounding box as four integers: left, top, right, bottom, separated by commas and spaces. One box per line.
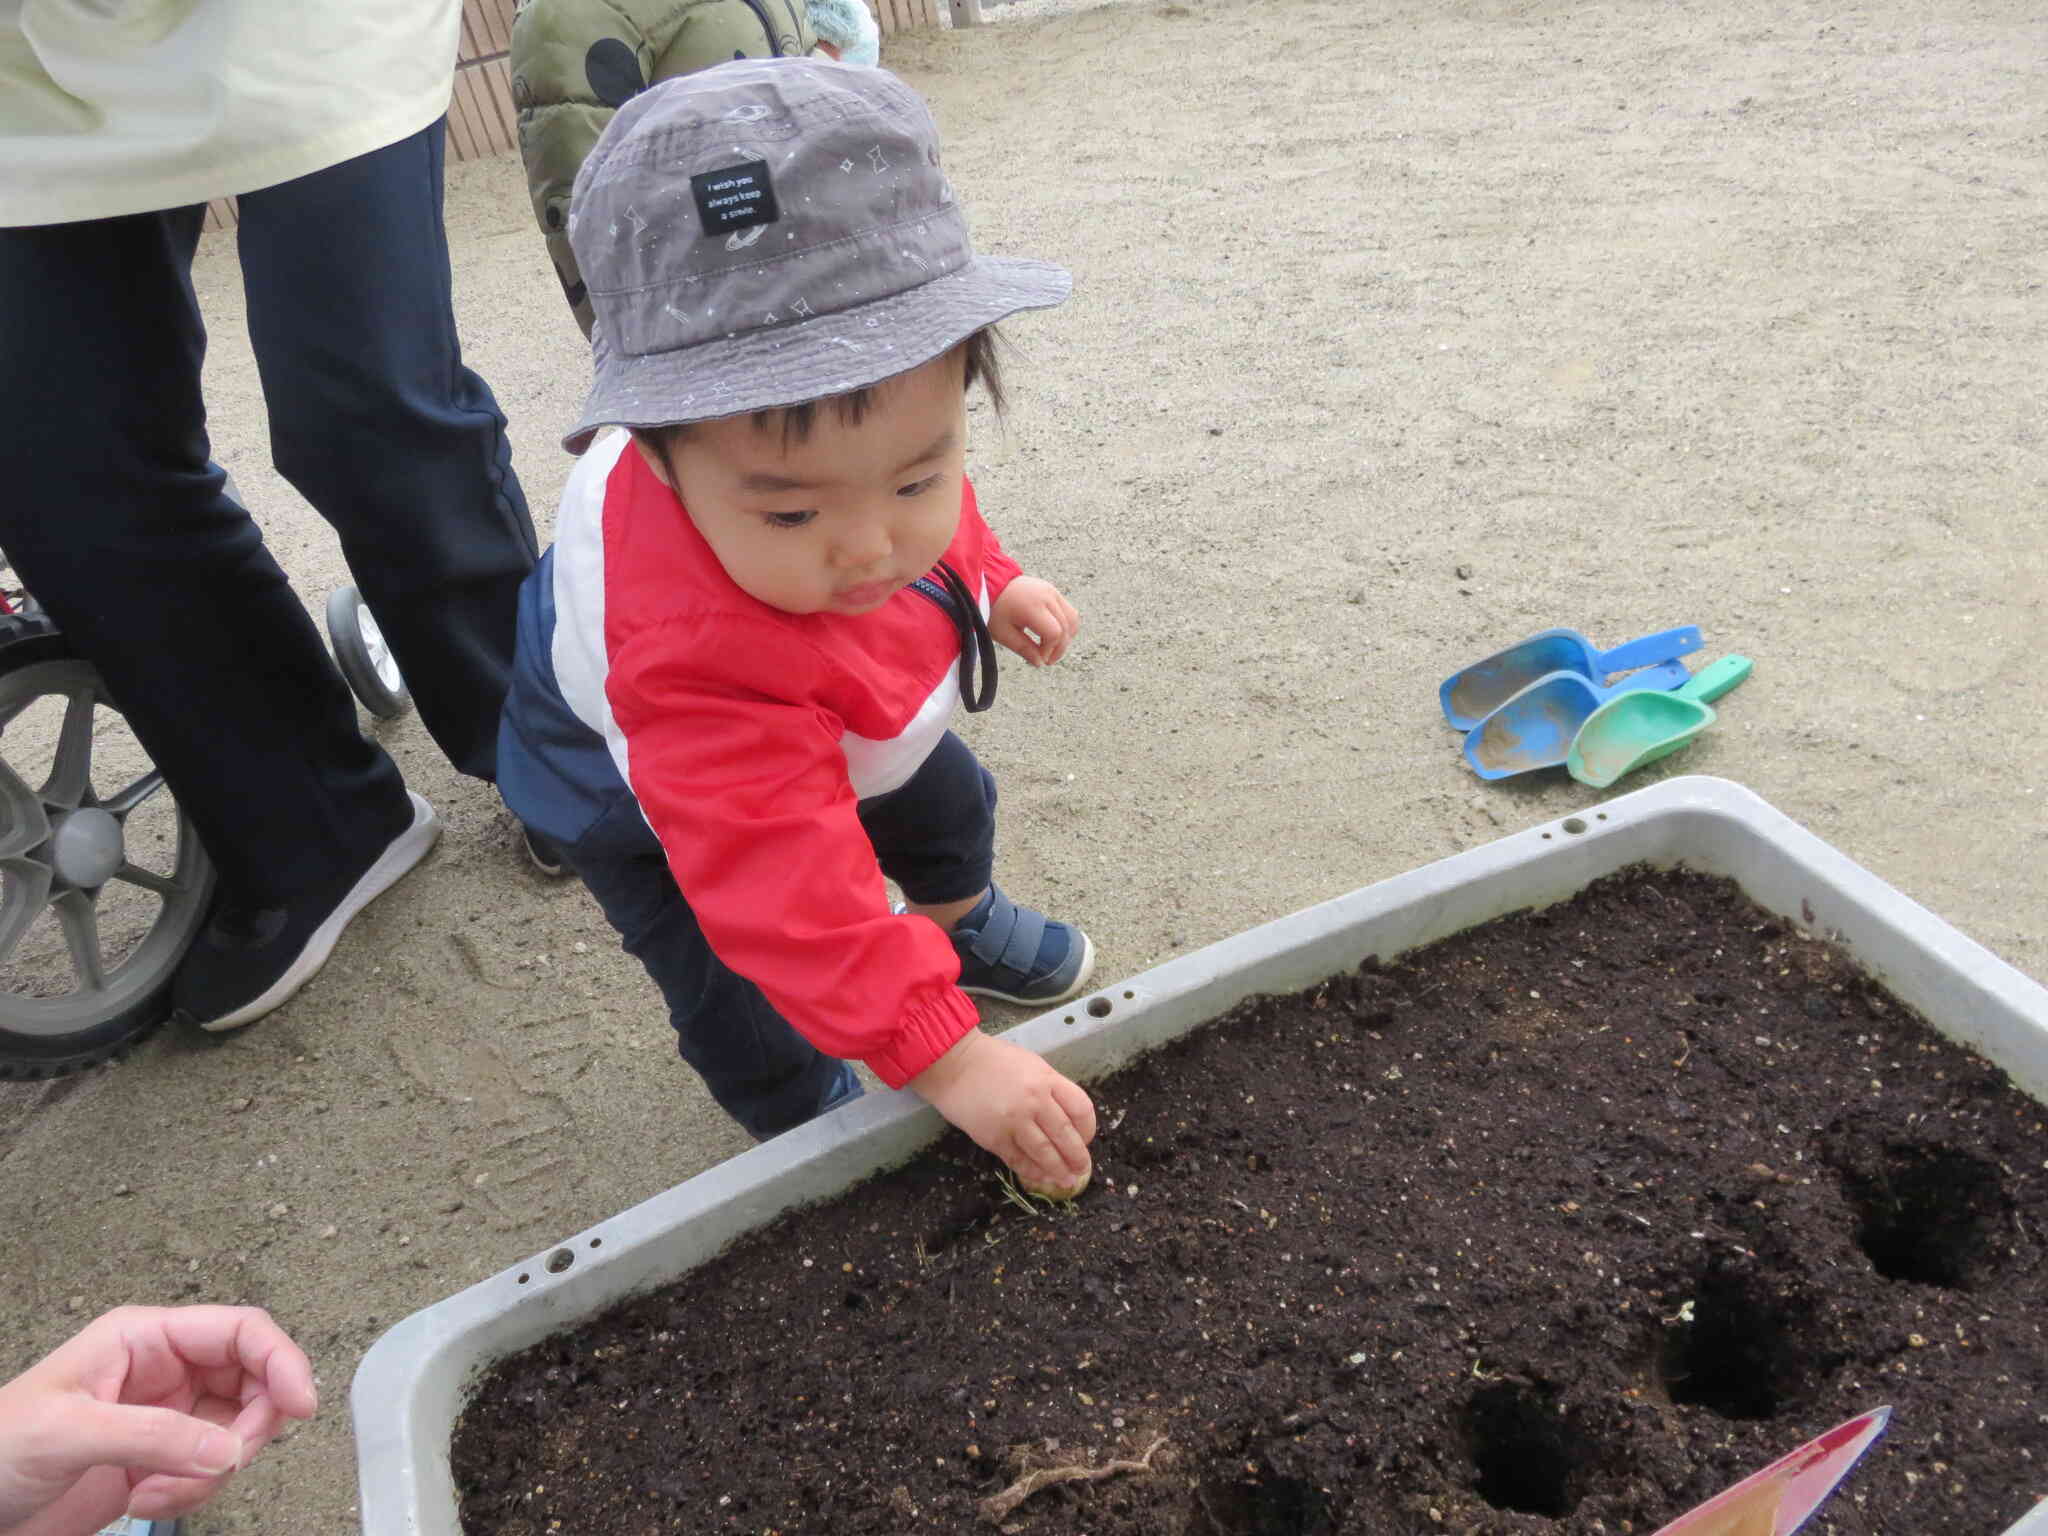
511, 0, 818, 336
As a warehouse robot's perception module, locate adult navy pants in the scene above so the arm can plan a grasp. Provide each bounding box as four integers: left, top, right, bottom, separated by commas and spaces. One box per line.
0, 119, 538, 908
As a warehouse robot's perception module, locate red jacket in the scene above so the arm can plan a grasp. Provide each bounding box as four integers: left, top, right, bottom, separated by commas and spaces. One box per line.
523, 431, 1022, 1087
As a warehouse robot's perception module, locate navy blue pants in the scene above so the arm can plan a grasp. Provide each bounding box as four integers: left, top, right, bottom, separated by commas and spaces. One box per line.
560, 731, 998, 1139
0, 120, 537, 907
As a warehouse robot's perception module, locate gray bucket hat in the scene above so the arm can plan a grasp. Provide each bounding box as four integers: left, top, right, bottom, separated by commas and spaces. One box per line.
562, 57, 1070, 453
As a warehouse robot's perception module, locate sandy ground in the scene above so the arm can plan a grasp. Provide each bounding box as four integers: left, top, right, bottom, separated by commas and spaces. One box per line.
2, 0, 2043, 1527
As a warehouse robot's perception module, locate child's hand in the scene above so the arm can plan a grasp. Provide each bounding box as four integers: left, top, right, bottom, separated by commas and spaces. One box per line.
908, 1030, 1095, 1193
989, 577, 1080, 668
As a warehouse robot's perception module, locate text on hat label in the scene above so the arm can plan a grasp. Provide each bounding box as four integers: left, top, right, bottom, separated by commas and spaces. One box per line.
690, 159, 781, 237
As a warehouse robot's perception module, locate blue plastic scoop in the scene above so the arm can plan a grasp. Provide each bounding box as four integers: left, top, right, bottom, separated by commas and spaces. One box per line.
1463, 660, 1694, 780
1440, 625, 1704, 731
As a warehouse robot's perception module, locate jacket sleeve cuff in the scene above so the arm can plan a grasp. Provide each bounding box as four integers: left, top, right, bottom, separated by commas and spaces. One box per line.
983, 544, 1023, 601
862, 985, 981, 1089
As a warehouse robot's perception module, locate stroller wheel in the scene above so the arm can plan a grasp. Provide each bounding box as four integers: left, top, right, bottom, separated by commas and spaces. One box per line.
327, 586, 413, 721
0, 628, 216, 1077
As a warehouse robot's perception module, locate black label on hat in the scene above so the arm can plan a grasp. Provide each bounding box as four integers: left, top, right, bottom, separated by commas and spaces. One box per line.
691, 160, 779, 237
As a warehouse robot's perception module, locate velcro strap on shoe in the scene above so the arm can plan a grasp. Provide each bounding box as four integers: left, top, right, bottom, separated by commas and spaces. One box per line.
965, 888, 1046, 982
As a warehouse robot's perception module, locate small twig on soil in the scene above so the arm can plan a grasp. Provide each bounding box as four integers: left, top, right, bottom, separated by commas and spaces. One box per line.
978, 1436, 1171, 1522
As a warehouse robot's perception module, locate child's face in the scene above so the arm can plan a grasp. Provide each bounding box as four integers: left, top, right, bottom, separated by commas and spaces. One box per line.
639, 352, 968, 617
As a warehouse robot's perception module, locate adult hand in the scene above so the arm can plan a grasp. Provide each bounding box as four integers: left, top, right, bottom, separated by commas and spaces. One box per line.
989, 576, 1080, 668
0, 1305, 316, 1536
910, 1029, 1096, 1194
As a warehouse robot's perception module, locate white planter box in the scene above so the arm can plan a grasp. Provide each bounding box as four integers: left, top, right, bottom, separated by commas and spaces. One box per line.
351, 776, 2048, 1534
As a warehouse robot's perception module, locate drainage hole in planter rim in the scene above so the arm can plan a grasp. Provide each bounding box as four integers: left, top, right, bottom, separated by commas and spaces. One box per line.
545, 1247, 575, 1275
1461, 1380, 1593, 1519
1087, 996, 1113, 1018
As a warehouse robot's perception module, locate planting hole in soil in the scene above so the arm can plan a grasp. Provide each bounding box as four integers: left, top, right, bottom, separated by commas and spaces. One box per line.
1832, 1140, 2014, 1289
1191, 1461, 1331, 1535
450, 867, 2047, 1534
916, 1190, 1001, 1260
1655, 1263, 1809, 1421
1462, 1380, 1591, 1518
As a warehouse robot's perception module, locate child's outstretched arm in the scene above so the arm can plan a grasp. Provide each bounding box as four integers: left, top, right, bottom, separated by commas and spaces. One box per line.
988, 576, 1081, 669
909, 1030, 1096, 1194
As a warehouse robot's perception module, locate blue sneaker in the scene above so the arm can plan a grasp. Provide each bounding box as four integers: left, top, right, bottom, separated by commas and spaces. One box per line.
949, 884, 1096, 1006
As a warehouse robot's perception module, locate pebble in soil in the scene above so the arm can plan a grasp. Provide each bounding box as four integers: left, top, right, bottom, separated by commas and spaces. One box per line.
450, 866, 2047, 1535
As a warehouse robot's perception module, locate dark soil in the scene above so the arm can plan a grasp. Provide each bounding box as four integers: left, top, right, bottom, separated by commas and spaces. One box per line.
451, 866, 2048, 1534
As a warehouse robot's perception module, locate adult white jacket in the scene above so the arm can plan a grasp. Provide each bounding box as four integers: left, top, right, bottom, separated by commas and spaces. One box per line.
0, 0, 461, 226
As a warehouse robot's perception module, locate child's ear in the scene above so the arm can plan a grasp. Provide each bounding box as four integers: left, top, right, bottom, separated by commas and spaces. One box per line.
630, 430, 676, 488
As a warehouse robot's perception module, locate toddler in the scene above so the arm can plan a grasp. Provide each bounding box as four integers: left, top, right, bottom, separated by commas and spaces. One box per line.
500, 58, 1097, 1194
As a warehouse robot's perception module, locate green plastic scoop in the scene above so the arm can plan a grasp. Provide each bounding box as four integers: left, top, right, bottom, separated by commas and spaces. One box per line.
1566, 654, 1753, 788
